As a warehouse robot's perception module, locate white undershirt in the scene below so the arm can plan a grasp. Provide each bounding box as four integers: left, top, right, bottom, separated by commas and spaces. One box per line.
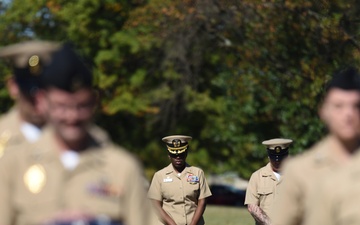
273, 171, 281, 181
60, 150, 80, 170
20, 122, 42, 142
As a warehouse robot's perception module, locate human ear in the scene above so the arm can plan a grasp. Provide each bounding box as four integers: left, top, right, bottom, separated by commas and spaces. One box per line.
6, 77, 19, 100
34, 90, 48, 115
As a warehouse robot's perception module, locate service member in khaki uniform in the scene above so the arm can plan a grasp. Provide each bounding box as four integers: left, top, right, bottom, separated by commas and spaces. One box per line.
148, 135, 212, 225
303, 151, 360, 225
0, 41, 110, 155
272, 67, 360, 225
0, 41, 60, 151
245, 138, 293, 225
0, 43, 154, 225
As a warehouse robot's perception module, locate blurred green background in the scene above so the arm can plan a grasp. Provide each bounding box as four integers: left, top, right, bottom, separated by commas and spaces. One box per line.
205, 205, 252, 225
0, 0, 360, 180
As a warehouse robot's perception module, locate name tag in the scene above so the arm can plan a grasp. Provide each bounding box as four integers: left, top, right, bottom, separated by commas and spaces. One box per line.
163, 177, 173, 183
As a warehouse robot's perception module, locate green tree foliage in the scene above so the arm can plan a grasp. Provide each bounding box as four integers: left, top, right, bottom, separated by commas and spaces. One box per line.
0, 0, 359, 179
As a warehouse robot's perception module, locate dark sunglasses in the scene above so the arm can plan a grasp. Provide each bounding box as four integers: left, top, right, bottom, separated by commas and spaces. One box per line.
169, 152, 187, 158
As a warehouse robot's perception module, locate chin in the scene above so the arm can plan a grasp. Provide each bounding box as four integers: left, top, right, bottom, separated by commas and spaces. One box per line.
60, 128, 87, 142
339, 134, 358, 142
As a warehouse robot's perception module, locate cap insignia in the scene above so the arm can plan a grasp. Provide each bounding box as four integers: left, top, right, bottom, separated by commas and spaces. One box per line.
28, 55, 41, 76
172, 139, 181, 148
275, 146, 281, 153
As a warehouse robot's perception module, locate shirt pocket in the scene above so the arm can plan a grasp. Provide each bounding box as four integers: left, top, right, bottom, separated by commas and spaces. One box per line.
185, 179, 200, 201
257, 187, 273, 209
257, 187, 273, 195
162, 181, 177, 201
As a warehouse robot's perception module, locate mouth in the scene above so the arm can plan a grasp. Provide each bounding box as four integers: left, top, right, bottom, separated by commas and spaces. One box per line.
174, 160, 183, 164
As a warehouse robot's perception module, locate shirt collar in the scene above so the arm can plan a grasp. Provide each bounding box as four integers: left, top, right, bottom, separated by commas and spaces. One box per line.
165, 163, 192, 175
27, 126, 106, 169
311, 135, 348, 166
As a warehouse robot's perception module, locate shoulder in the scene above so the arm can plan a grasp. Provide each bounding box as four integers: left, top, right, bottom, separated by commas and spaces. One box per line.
248, 165, 267, 181
0, 109, 21, 135
187, 165, 205, 173
283, 138, 330, 171
153, 164, 171, 176
0, 140, 32, 167
255, 164, 270, 175
0, 109, 23, 145
0, 109, 17, 125
88, 124, 111, 146
101, 144, 142, 168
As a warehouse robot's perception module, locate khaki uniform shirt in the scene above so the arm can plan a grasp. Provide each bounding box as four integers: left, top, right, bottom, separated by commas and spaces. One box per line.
0, 108, 27, 156
303, 151, 360, 225
0, 108, 110, 156
272, 136, 344, 225
0, 127, 153, 225
245, 162, 281, 222
148, 163, 212, 225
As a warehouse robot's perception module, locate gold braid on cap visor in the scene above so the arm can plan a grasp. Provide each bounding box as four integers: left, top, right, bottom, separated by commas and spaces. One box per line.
167, 144, 188, 154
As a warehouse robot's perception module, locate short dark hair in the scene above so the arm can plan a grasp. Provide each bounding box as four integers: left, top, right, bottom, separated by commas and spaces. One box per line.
325, 67, 360, 93
41, 43, 92, 92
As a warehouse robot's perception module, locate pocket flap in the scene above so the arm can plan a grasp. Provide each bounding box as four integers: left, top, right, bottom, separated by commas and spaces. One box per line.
257, 188, 273, 195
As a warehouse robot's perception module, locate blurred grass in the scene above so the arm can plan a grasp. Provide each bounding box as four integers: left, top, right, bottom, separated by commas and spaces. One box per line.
204, 205, 254, 225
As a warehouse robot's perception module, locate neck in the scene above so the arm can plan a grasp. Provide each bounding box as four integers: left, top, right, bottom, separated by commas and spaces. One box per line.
173, 165, 186, 173
271, 166, 280, 173
336, 135, 359, 152
331, 135, 360, 163
18, 113, 44, 129
55, 135, 89, 152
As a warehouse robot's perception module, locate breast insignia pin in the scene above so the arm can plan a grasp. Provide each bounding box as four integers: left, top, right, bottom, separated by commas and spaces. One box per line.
23, 164, 46, 194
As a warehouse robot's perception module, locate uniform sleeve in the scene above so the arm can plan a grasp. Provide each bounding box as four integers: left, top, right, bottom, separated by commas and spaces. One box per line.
147, 171, 163, 201
122, 157, 157, 225
198, 169, 212, 199
271, 160, 304, 225
244, 171, 259, 205
302, 176, 337, 225
0, 150, 16, 224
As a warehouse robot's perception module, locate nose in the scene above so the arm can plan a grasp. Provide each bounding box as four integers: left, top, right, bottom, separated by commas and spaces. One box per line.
65, 105, 82, 122
345, 105, 359, 119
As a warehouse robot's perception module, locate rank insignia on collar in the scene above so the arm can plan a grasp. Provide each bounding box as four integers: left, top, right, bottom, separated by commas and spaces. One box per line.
24, 164, 46, 194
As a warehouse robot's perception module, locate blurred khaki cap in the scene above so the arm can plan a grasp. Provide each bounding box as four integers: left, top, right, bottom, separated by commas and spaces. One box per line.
0, 40, 60, 68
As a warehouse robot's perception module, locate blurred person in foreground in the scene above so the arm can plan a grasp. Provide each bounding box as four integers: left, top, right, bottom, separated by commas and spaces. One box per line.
0, 41, 59, 151
0, 43, 154, 225
272, 67, 360, 225
148, 135, 212, 225
245, 138, 293, 225
303, 131, 360, 225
